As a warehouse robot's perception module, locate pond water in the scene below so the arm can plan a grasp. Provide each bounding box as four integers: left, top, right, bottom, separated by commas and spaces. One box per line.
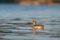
0, 4, 60, 40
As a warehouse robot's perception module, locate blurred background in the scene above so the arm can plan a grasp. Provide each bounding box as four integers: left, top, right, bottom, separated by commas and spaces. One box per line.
0, 0, 60, 40
0, 0, 60, 5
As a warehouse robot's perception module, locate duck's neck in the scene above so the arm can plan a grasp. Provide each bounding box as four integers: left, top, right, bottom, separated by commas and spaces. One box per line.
33, 21, 37, 26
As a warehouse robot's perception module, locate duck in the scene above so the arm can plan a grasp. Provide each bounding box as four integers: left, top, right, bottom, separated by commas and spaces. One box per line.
32, 20, 44, 34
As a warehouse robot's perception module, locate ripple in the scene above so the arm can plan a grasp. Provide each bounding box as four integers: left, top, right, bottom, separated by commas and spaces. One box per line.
7, 22, 32, 27
10, 18, 21, 21
50, 35, 60, 38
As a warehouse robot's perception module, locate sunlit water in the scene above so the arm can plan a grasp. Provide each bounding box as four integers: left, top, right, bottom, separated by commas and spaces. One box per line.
0, 4, 60, 40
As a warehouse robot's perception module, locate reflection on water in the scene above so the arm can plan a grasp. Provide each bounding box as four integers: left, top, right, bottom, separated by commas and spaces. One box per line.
0, 5, 60, 40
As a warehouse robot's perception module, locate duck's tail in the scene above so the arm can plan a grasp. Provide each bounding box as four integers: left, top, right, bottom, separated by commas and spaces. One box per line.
39, 24, 44, 30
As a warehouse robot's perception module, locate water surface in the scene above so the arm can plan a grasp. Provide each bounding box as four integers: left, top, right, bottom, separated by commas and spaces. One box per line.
0, 4, 60, 40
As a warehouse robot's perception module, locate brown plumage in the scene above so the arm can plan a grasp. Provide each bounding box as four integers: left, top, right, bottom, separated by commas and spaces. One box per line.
32, 20, 44, 34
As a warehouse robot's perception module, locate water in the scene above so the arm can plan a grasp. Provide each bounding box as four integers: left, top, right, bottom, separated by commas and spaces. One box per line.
0, 4, 60, 40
